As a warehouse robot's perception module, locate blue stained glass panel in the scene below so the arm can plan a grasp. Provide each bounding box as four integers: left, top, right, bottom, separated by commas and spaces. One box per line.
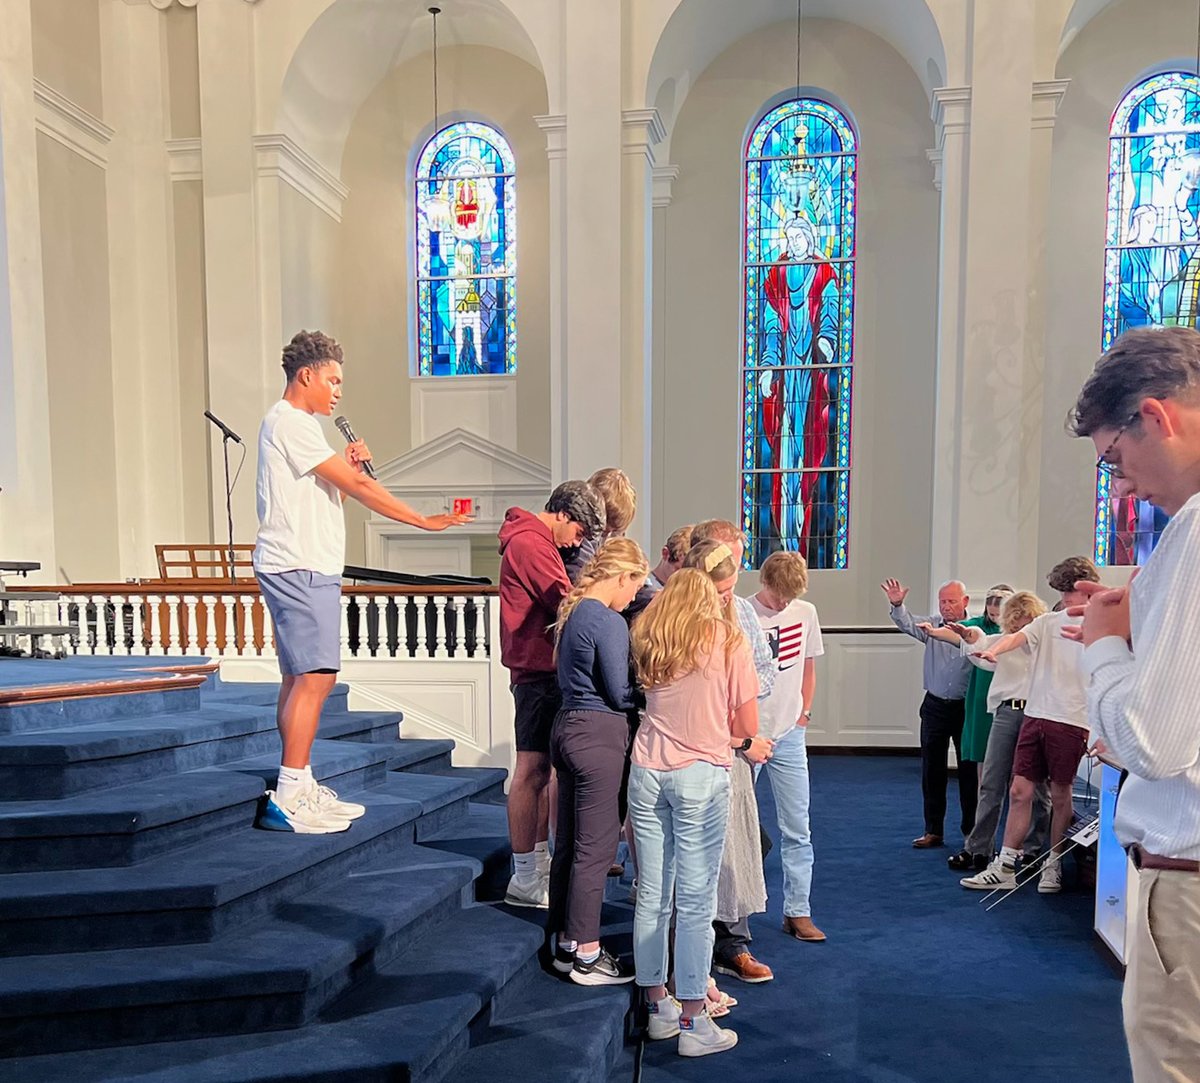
1096, 73, 1198, 563
415, 122, 516, 376
741, 98, 856, 569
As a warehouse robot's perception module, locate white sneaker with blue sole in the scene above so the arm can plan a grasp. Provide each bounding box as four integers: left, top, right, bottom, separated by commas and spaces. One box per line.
259, 789, 352, 834
309, 782, 366, 820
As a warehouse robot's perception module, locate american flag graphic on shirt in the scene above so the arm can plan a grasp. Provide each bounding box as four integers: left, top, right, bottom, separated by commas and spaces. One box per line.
768, 621, 805, 672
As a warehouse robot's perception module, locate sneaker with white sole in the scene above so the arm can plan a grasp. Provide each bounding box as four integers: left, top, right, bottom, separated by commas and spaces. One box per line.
647, 994, 682, 1040
961, 858, 1017, 891
570, 948, 634, 987
309, 782, 366, 821
1038, 861, 1063, 894
505, 874, 549, 909
258, 790, 351, 834
678, 1010, 738, 1057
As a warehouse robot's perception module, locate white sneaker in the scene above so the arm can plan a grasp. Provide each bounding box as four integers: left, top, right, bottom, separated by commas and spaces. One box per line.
259, 789, 351, 834
1038, 861, 1063, 894
678, 1010, 738, 1057
309, 782, 366, 821
504, 874, 549, 909
960, 857, 1016, 891
646, 994, 682, 1040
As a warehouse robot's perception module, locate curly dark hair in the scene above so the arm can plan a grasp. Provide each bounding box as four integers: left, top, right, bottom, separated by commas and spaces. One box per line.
1046, 556, 1099, 594
1068, 326, 1200, 437
545, 481, 606, 542
282, 330, 343, 382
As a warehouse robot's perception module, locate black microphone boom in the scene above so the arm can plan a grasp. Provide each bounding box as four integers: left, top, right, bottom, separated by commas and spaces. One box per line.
334, 415, 377, 479
204, 409, 242, 445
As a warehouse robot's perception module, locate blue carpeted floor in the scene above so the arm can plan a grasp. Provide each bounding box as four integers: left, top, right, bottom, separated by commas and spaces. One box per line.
628, 755, 1131, 1082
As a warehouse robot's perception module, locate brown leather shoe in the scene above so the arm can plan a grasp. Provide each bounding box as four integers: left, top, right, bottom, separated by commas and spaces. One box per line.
783, 916, 827, 942
911, 833, 944, 849
713, 951, 774, 983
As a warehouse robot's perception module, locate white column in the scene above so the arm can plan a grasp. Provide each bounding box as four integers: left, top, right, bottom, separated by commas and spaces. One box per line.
196, 0, 267, 547
927, 0, 1045, 600
534, 114, 567, 482
99, 0, 186, 577
552, 2, 625, 479
619, 110, 664, 551
0, 0, 56, 570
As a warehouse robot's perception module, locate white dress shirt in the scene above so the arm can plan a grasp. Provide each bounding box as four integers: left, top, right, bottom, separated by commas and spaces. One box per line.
1084, 490, 1200, 860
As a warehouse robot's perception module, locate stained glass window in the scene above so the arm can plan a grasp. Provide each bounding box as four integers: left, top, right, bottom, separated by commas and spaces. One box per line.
1096, 72, 1199, 563
741, 97, 856, 569
415, 121, 516, 376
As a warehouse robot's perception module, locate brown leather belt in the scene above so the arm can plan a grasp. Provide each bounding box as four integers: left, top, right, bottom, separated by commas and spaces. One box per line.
1129, 843, 1200, 874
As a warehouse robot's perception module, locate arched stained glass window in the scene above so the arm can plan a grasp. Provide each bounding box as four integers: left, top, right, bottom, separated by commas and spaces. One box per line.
415, 121, 516, 376
742, 97, 856, 569
1097, 72, 1200, 564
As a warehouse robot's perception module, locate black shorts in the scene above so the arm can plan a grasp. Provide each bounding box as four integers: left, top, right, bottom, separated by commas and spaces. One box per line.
512, 676, 562, 754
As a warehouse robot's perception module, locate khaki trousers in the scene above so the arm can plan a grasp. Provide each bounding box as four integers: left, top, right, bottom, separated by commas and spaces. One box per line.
1125, 869, 1200, 1083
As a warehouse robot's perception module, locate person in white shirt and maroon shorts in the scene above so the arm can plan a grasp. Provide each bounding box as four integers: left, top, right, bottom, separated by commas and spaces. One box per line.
1067, 325, 1200, 1083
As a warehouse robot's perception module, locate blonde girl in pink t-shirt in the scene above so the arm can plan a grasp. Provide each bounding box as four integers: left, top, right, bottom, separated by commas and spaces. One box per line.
628, 569, 758, 1058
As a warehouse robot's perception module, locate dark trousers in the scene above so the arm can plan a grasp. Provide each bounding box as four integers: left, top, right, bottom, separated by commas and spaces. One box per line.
920, 691, 977, 837
547, 708, 631, 944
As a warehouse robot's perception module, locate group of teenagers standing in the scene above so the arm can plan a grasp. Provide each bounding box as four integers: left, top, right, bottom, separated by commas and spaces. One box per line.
496, 469, 826, 1058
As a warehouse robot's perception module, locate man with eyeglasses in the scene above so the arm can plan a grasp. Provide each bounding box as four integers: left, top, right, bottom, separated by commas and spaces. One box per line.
1067, 324, 1200, 1083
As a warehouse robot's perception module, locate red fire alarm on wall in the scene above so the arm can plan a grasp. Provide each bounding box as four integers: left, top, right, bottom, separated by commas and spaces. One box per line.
452, 498, 474, 516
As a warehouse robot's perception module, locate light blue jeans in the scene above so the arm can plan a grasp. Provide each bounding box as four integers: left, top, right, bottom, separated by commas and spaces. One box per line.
762, 724, 814, 918
628, 760, 730, 1002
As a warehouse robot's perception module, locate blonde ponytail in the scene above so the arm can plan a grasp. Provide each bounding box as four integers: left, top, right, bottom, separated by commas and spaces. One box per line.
552, 536, 649, 653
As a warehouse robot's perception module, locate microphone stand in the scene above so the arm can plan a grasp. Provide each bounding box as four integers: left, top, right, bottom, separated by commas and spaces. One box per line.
221, 433, 235, 581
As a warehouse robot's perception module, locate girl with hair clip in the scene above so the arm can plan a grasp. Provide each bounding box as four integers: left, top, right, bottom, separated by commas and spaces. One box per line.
547, 537, 649, 986
682, 541, 772, 992
628, 565, 759, 1059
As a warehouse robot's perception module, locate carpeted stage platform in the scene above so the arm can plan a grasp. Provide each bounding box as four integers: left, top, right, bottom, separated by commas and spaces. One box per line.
0, 659, 1128, 1082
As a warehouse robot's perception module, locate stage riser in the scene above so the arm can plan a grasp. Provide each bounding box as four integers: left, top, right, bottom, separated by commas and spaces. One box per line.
0, 686, 204, 734
0, 704, 390, 801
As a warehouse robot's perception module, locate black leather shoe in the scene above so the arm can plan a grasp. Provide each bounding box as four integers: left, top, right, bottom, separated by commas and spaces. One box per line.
948, 849, 987, 871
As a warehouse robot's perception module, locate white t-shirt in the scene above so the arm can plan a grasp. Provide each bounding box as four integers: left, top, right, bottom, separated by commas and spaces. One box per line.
1021, 609, 1088, 731
965, 632, 1033, 714
253, 400, 344, 576
749, 596, 825, 741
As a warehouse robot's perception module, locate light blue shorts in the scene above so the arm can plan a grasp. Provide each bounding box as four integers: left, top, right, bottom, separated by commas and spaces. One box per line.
256, 570, 342, 675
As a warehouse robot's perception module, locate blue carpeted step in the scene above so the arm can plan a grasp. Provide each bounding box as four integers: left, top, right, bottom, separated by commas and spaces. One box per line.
0, 700, 393, 799
0, 682, 204, 735
0, 735, 454, 872
423, 801, 512, 902
201, 681, 350, 715
0, 761, 499, 955
0, 903, 543, 1081
440, 962, 632, 1083
0, 843, 491, 1059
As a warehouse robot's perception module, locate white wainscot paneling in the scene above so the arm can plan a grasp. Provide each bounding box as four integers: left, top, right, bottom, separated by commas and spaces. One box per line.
807, 632, 924, 748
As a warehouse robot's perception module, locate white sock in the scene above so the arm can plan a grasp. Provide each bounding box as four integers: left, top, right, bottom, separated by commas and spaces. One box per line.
558, 937, 578, 953
513, 851, 538, 880
303, 765, 315, 788
578, 947, 600, 965
999, 846, 1020, 868
534, 840, 550, 869
276, 766, 307, 806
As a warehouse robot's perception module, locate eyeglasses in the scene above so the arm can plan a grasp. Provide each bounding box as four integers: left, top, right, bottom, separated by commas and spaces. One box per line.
1096, 413, 1140, 477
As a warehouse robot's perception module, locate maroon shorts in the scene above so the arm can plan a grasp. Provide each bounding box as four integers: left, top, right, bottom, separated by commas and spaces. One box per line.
1012, 715, 1088, 786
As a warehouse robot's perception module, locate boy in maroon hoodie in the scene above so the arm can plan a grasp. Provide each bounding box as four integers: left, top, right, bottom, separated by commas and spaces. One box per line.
499, 480, 606, 907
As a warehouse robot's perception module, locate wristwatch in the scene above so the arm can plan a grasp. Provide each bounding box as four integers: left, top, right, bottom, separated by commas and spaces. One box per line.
801, 710, 813, 722
738, 737, 754, 752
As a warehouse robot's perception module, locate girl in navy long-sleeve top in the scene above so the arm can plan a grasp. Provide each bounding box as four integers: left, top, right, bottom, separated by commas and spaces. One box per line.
548, 537, 648, 986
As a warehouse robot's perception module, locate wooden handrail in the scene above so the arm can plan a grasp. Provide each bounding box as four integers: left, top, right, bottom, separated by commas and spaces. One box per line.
6, 582, 499, 596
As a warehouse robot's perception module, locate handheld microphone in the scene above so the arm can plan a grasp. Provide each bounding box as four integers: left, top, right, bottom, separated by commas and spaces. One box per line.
204, 409, 242, 445
333, 415, 376, 479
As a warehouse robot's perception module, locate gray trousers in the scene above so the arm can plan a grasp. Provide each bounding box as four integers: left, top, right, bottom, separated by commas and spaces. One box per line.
964, 705, 1051, 858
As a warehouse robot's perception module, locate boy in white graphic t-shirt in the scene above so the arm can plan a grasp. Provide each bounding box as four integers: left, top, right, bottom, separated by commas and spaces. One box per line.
750, 551, 827, 943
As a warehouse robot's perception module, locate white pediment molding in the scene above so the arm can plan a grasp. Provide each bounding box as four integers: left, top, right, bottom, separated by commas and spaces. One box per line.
374, 427, 551, 492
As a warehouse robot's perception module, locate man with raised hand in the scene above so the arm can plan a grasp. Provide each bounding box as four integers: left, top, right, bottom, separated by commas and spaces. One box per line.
883, 577, 976, 849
